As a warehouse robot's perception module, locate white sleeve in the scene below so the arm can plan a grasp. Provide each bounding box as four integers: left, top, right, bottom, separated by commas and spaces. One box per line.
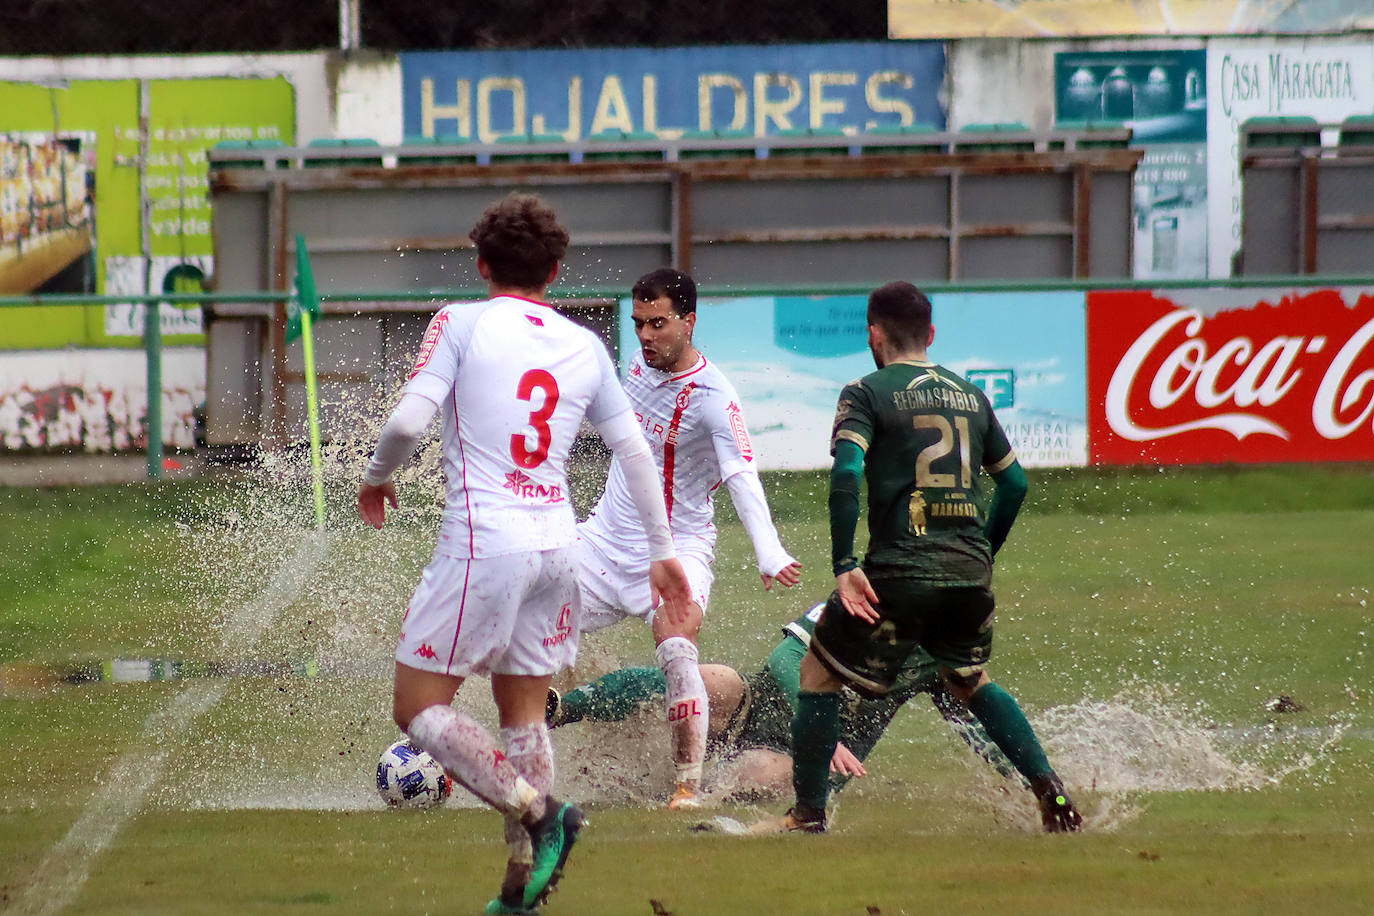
363, 391, 439, 485
724, 469, 796, 578
595, 409, 675, 561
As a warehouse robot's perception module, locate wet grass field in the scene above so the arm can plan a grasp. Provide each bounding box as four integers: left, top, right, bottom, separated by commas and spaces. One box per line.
2, 464, 1372, 914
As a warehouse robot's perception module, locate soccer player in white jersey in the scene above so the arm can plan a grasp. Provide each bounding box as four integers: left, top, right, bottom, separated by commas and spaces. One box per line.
358, 194, 692, 916
576, 267, 803, 809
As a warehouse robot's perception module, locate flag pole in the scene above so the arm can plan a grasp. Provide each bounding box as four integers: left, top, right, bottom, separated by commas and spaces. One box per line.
295, 235, 326, 530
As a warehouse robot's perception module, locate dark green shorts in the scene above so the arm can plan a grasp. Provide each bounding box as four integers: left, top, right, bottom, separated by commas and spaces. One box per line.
708, 666, 794, 758
811, 579, 995, 696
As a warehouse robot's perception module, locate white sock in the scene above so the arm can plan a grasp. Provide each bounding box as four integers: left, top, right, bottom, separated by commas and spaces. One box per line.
407, 704, 542, 819
501, 723, 554, 863
656, 636, 708, 785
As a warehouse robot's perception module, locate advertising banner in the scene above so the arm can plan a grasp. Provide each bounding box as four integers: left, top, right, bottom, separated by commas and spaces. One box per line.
1055, 49, 1208, 279
621, 291, 1087, 471
1208, 38, 1374, 277
890, 0, 1374, 39
0, 76, 295, 346
402, 43, 946, 142
1087, 287, 1374, 465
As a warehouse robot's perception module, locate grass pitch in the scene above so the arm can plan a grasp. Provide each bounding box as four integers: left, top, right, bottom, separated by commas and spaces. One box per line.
2, 464, 1372, 914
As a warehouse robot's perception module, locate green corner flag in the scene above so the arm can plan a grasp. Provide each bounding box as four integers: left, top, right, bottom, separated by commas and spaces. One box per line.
293, 235, 327, 530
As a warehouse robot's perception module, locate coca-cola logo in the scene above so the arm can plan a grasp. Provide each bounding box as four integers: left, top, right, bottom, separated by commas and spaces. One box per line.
1089, 290, 1374, 464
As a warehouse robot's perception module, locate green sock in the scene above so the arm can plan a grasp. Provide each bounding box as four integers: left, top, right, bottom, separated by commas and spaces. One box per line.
966, 682, 1053, 784
791, 691, 841, 812
559, 667, 666, 725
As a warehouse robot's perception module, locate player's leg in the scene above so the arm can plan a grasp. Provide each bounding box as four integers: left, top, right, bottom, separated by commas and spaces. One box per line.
393, 554, 550, 824
491, 546, 588, 911
398, 662, 548, 821
547, 666, 666, 727
928, 585, 1081, 833
652, 598, 707, 808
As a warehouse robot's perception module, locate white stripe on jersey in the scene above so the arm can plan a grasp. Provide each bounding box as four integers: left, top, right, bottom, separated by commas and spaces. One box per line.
405, 296, 630, 559
580, 351, 755, 561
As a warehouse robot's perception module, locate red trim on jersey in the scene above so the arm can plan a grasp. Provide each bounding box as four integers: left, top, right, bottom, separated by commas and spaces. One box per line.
447, 558, 473, 673
497, 294, 554, 309
669, 354, 708, 383
453, 387, 476, 556
662, 381, 697, 520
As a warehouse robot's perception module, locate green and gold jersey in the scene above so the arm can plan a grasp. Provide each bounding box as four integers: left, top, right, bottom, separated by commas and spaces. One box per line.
831, 360, 1015, 586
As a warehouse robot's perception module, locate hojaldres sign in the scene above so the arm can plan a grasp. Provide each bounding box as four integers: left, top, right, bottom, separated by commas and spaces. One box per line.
1088, 288, 1374, 465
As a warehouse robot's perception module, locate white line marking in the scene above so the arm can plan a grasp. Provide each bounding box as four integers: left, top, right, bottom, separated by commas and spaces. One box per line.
12, 531, 332, 916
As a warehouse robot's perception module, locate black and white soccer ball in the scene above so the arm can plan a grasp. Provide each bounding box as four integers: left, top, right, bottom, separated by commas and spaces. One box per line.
376, 739, 452, 809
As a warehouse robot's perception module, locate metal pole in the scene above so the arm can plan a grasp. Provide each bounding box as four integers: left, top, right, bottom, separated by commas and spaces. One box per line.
339, 0, 361, 51
139, 79, 163, 480
144, 288, 163, 480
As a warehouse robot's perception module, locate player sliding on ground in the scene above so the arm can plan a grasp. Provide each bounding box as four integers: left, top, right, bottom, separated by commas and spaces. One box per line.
771, 281, 1081, 835
574, 268, 802, 809
548, 601, 1028, 800
358, 193, 692, 915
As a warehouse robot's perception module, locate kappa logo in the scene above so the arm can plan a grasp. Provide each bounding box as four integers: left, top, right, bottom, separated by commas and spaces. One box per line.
631, 362, 643, 377
542, 603, 574, 648
413, 643, 438, 661
503, 468, 565, 503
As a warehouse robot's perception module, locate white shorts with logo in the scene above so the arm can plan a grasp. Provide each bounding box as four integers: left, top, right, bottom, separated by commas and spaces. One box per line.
396, 546, 580, 678
577, 535, 714, 632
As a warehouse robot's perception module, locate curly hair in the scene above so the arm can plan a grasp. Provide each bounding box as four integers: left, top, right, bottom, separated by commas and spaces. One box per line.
468, 192, 570, 290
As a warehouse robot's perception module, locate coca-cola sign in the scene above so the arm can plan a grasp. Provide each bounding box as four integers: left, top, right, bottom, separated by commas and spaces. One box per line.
1088, 289, 1374, 464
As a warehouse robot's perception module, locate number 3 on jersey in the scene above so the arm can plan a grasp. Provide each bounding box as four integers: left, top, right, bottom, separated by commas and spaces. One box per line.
511, 369, 560, 468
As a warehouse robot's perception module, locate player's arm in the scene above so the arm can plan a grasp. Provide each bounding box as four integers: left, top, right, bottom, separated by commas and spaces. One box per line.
829, 438, 879, 622
358, 391, 439, 529
723, 469, 801, 589
708, 396, 801, 590
985, 460, 1027, 557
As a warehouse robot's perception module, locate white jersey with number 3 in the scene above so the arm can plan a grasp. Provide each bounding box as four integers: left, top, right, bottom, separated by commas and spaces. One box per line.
580, 351, 755, 564
404, 295, 630, 559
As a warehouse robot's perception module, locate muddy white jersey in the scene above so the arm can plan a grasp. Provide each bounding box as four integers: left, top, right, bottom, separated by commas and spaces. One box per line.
405, 295, 630, 559
580, 352, 755, 563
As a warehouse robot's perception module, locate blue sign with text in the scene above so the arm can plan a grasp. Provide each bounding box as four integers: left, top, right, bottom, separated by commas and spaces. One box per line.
401, 42, 945, 143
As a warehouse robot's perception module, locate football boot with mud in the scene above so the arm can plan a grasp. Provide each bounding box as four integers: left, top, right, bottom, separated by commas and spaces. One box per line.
544, 688, 563, 729
486, 861, 536, 915
666, 782, 702, 810
1031, 775, 1083, 833
745, 803, 827, 835
522, 797, 586, 908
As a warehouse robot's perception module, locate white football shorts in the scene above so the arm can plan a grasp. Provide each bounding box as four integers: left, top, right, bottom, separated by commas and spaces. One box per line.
396, 546, 581, 678
577, 535, 714, 632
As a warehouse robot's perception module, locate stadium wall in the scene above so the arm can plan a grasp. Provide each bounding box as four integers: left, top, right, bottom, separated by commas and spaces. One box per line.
4, 39, 1374, 460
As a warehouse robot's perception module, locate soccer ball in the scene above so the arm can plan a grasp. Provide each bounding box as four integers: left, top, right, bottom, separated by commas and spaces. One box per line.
376, 739, 452, 809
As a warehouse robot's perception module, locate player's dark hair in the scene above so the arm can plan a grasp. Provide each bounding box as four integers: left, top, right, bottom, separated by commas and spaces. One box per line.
468, 192, 570, 290
867, 280, 932, 351
632, 267, 697, 316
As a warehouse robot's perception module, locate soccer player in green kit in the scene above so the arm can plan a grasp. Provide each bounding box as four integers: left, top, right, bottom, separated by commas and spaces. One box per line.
546, 601, 1027, 796
774, 280, 1081, 834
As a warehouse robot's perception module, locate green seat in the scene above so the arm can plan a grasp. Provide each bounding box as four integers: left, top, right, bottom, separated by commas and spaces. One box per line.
584, 130, 664, 162
1242, 116, 1321, 152
210, 138, 288, 169
489, 134, 570, 164
1052, 120, 1131, 150
678, 128, 755, 160
955, 122, 1035, 153
859, 123, 943, 156
305, 137, 383, 168
399, 134, 478, 166
770, 127, 849, 157
1338, 115, 1374, 151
